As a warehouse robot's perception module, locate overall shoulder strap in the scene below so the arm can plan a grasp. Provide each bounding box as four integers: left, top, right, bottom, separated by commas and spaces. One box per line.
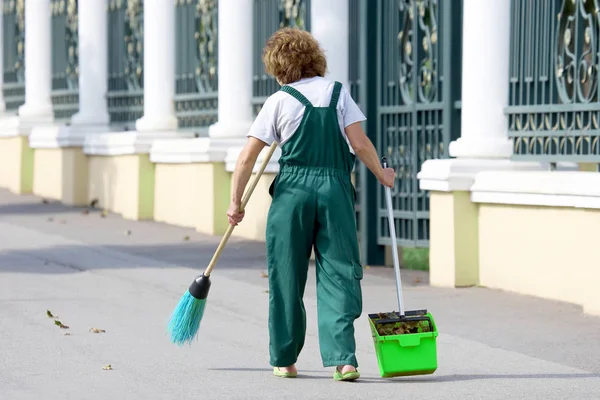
279, 85, 313, 107
329, 81, 342, 108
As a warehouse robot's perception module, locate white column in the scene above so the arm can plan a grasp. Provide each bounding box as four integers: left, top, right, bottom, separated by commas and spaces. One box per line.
18, 0, 53, 120
448, 0, 512, 159
70, 0, 108, 127
208, 0, 253, 138
0, 0, 5, 112
135, 0, 177, 132
311, 0, 349, 90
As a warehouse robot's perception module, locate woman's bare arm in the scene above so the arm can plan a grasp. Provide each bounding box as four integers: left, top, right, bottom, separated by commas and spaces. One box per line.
345, 122, 395, 187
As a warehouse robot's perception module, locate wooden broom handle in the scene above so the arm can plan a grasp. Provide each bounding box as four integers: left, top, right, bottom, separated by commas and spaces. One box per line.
203, 142, 278, 276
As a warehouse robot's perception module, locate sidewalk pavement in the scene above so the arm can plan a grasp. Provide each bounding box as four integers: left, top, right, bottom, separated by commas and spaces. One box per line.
0, 188, 599, 400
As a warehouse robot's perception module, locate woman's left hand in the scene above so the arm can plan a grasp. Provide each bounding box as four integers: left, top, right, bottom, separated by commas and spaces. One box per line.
227, 202, 245, 226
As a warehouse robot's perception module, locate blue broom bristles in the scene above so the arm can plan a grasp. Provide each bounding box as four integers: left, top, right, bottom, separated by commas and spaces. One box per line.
167, 291, 207, 346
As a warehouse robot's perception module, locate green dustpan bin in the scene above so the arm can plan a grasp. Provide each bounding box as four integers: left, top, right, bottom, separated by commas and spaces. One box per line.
368, 311, 438, 377
369, 157, 439, 378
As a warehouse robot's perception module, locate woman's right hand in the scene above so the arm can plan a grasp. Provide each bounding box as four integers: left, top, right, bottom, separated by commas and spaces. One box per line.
379, 168, 396, 188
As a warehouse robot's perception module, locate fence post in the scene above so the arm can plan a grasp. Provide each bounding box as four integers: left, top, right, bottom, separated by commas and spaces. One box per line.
358, 0, 384, 267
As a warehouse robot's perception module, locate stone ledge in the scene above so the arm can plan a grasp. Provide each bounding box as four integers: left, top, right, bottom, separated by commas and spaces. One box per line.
225, 145, 281, 174
84, 131, 194, 156
149, 137, 247, 164
417, 158, 578, 192
471, 170, 600, 210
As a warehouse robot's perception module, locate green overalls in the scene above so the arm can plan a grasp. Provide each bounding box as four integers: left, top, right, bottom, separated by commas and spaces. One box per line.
266, 81, 363, 369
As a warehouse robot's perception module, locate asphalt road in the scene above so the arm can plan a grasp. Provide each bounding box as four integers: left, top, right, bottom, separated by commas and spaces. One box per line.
1, 188, 599, 400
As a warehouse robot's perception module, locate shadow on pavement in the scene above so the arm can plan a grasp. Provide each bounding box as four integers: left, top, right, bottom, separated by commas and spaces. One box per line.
0, 242, 268, 273
372, 373, 600, 383
0, 200, 90, 216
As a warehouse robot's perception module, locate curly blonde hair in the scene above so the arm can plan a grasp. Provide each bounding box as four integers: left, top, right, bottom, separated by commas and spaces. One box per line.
262, 27, 327, 85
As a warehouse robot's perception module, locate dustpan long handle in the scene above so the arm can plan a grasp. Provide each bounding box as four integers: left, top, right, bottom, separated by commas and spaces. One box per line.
382, 157, 405, 316
203, 142, 278, 277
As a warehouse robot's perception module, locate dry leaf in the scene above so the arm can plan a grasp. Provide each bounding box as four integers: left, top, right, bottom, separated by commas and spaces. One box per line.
46, 310, 54, 318
263, 290, 269, 294
64, 332, 71, 336
100, 210, 108, 218
81, 209, 89, 215
54, 320, 69, 329
260, 271, 268, 278
124, 230, 131, 236
183, 235, 190, 241
414, 277, 422, 284
90, 199, 99, 208
42, 199, 49, 204
89, 327, 106, 333
102, 364, 113, 370
365, 265, 371, 270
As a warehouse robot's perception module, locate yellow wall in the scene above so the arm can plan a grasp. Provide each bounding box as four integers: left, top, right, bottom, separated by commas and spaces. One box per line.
231, 172, 276, 241
0, 136, 33, 194
153, 162, 230, 235
429, 191, 479, 287
33, 148, 88, 206
88, 154, 154, 220
478, 203, 600, 315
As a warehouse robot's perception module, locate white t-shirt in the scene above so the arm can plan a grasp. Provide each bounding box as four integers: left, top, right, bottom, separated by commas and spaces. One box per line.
246, 76, 366, 154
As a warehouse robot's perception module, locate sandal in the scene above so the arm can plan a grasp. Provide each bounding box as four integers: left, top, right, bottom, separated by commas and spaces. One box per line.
333, 367, 360, 381
273, 367, 297, 378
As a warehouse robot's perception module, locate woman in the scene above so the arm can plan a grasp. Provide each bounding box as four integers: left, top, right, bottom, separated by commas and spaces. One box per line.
227, 27, 395, 381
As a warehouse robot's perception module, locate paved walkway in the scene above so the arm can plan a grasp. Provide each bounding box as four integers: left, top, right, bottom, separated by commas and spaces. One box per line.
1, 188, 599, 400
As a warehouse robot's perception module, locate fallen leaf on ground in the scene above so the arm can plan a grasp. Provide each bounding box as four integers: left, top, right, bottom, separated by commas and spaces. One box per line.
89, 327, 106, 333
414, 277, 422, 284
183, 235, 190, 241
64, 333, 71, 336
100, 210, 108, 218
260, 271, 268, 278
54, 320, 69, 329
263, 290, 269, 294
47, 217, 54, 222
46, 310, 55, 318
81, 209, 89, 215
124, 230, 131, 236
102, 364, 113, 370
365, 265, 371, 269
90, 199, 99, 208
42, 199, 49, 204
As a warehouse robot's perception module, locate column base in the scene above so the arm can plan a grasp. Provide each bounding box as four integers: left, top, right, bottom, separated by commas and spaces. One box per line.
71, 110, 110, 127
417, 157, 552, 288
18, 102, 54, 122
208, 121, 253, 139
135, 114, 178, 133
449, 137, 514, 159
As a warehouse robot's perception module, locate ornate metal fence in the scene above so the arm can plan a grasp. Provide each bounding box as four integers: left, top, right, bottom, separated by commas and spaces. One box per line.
2, 0, 24, 112
51, 0, 78, 121
507, 0, 600, 161
252, 0, 311, 114
107, 0, 143, 129
375, 0, 462, 248
174, 0, 218, 134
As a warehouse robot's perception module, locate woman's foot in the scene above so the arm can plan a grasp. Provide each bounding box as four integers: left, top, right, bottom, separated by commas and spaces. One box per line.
273, 364, 297, 378
333, 365, 360, 381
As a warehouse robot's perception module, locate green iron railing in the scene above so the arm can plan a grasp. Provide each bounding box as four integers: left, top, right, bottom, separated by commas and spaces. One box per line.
507, 0, 600, 161
51, 0, 79, 121
174, 0, 218, 134
374, 0, 462, 248
107, 0, 143, 129
252, 0, 311, 115
2, 0, 24, 112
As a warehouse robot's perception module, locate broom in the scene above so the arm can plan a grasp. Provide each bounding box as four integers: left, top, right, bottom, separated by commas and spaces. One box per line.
167, 142, 278, 346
